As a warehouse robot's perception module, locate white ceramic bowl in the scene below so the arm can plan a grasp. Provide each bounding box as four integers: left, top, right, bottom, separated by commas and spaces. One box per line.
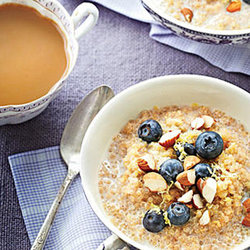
141, 0, 250, 45
0, 0, 98, 126
80, 75, 250, 250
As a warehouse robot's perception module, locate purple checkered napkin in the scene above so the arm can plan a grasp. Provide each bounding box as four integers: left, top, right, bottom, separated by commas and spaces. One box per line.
91, 0, 250, 75
8, 146, 111, 249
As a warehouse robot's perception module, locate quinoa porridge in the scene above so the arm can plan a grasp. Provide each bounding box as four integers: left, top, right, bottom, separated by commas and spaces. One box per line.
153, 0, 250, 30
98, 105, 250, 249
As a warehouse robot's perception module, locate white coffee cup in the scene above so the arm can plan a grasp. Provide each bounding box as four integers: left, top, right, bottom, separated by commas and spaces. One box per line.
0, 0, 99, 125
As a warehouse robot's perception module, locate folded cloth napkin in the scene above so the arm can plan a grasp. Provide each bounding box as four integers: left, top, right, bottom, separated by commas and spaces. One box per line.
8, 146, 111, 250
90, 0, 250, 75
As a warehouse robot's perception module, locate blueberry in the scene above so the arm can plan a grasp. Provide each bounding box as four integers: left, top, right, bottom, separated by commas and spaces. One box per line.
184, 143, 196, 155
243, 0, 250, 4
138, 119, 162, 143
195, 131, 224, 160
159, 159, 184, 185
167, 202, 190, 226
143, 208, 166, 233
176, 150, 181, 158
194, 163, 213, 181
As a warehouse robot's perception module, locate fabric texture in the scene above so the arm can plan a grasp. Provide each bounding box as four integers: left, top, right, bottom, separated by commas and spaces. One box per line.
91, 0, 250, 75
8, 146, 111, 250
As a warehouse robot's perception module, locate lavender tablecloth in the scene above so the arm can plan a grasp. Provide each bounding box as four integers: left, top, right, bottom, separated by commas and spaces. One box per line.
0, 1, 249, 249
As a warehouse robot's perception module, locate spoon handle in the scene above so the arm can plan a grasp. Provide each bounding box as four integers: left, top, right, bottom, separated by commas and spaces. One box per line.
31, 167, 78, 250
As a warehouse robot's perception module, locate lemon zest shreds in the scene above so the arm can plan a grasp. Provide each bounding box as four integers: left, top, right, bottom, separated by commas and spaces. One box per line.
163, 211, 171, 226
150, 204, 161, 214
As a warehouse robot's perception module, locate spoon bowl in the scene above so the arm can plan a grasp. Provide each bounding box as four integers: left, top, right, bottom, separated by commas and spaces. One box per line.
31, 85, 114, 250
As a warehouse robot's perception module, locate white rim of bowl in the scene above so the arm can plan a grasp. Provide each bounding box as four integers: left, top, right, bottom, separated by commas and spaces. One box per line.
142, 0, 250, 36
80, 74, 250, 250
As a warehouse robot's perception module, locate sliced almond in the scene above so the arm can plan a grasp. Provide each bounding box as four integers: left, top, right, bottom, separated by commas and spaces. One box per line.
243, 198, 250, 213
137, 154, 156, 172
242, 213, 250, 227
176, 169, 196, 186
184, 155, 200, 170
199, 210, 210, 225
193, 194, 204, 209
202, 177, 217, 203
196, 178, 204, 193
227, 0, 241, 13
181, 8, 193, 22
178, 190, 193, 203
143, 172, 167, 193
202, 115, 215, 129
159, 130, 181, 149
175, 181, 185, 191
191, 117, 204, 130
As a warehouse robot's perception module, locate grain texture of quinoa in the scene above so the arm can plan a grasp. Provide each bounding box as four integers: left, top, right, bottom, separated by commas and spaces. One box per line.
99, 105, 250, 249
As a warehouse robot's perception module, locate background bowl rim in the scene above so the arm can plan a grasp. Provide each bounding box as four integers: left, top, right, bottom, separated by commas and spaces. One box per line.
142, 0, 250, 36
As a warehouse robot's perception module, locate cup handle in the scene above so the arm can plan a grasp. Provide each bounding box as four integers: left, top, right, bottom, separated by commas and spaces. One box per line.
71, 2, 99, 40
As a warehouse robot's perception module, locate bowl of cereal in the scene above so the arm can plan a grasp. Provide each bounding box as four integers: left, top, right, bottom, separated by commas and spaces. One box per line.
141, 0, 250, 44
80, 75, 250, 250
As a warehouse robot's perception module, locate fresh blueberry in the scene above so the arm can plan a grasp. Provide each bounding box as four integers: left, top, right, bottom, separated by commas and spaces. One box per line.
138, 119, 162, 143
195, 131, 224, 160
167, 202, 190, 226
176, 150, 181, 158
243, 0, 250, 4
194, 163, 213, 181
143, 208, 166, 233
159, 159, 184, 185
184, 143, 196, 155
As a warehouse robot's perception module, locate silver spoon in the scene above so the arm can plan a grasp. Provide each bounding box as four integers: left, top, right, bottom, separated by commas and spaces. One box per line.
31, 86, 114, 250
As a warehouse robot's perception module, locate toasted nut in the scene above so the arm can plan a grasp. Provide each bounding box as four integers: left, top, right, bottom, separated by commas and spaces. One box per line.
143, 172, 167, 193
191, 117, 204, 130
242, 213, 250, 227
227, 0, 241, 13
159, 130, 181, 149
193, 194, 204, 209
176, 169, 196, 186
137, 154, 156, 172
186, 203, 193, 209
184, 155, 200, 170
197, 178, 204, 193
200, 210, 210, 225
202, 115, 215, 129
202, 177, 217, 203
175, 181, 185, 191
178, 190, 193, 203
243, 198, 250, 213
181, 8, 193, 22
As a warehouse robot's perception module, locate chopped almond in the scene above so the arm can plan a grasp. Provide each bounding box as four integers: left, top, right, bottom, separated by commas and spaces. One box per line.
243, 198, 250, 213
178, 190, 193, 203
143, 172, 167, 193
193, 194, 204, 209
202, 115, 215, 129
202, 177, 217, 203
191, 117, 204, 130
159, 130, 181, 149
200, 210, 210, 225
184, 156, 200, 170
176, 169, 196, 186
175, 181, 185, 191
137, 154, 156, 172
197, 178, 204, 193
227, 0, 241, 13
242, 213, 250, 227
181, 8, 193, 22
